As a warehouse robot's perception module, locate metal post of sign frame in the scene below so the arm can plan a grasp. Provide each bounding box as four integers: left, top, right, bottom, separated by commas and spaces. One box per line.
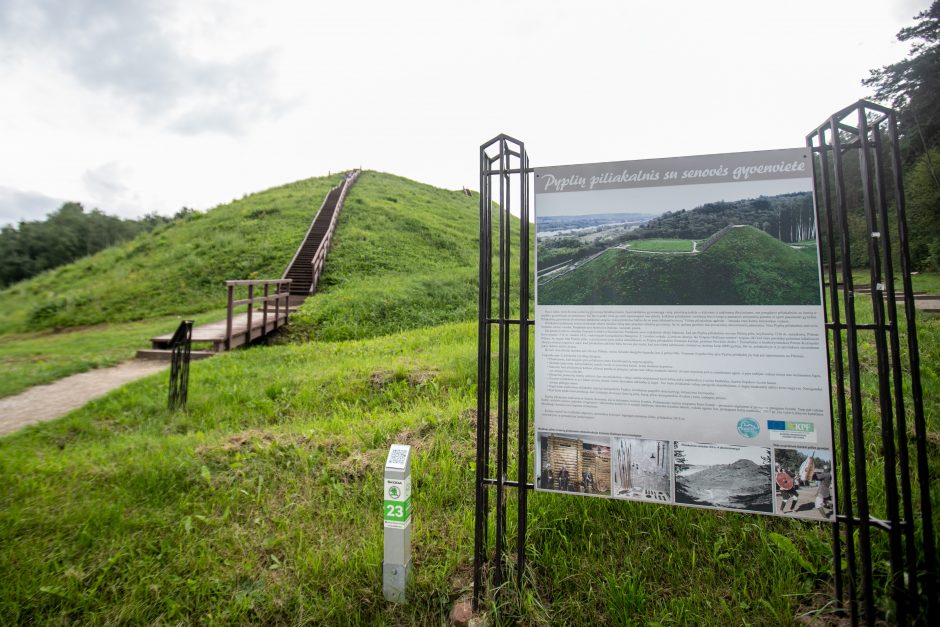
807, 100, 936, 626
473, 134, 533, 610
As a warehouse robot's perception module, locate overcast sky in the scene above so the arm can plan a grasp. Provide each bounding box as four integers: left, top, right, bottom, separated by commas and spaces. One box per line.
0, 0, 929, 226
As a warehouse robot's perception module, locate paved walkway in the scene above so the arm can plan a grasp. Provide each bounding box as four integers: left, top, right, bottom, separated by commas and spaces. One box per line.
0, 360, 168, 437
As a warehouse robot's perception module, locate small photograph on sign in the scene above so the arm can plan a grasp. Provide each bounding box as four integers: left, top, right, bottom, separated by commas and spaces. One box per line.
772, 447, 834, 521
674, 441, 773, 513
612, 438, 671, 503
537, 432, 611, 496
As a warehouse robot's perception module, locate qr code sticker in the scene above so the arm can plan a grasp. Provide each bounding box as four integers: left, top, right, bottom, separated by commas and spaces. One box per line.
387, 446, 408, 468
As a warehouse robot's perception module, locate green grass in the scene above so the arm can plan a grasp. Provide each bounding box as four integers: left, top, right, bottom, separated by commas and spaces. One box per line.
0, 169, 513, 396
823, 296, 940, 622
0, 174, 342, 334
2, 308, 932, 624
291, 171, 521, 342
0, 170, 492, 397
5, 309, 931, 623
0, 322, 847, 625
847, 270, 940, 293
627, 238, 695, 253
0, 309, 226, 398
911, 272, 940, 293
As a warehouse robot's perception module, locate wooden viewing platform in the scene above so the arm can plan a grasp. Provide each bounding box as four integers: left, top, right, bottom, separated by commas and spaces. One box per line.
138, 279, 293, 360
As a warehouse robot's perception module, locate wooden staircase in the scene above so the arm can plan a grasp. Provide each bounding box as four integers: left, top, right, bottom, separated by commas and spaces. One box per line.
282, 170, 359, 304
137, 171, 359, 361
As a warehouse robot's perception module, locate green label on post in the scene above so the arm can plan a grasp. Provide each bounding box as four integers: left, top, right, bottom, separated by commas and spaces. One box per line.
383, 477, 412, 528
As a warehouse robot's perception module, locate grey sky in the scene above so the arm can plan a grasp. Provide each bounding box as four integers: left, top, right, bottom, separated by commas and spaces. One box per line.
0, 0, 930, 225
0, 0, 281, 130
0, 187, 65, 225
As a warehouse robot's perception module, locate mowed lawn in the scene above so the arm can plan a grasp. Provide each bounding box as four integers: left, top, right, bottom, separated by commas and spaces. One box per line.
0, 310, 226, 399
1, 300, 937, 623
626, 238, 697, 253
0, 322, 841, 625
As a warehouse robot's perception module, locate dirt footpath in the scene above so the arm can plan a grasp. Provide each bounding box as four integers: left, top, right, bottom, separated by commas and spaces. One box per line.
0, 360, 168, 437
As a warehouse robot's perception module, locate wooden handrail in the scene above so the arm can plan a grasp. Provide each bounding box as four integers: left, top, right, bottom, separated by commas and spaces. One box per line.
306, 170, 359, 295
281, 178, 343, 281
224, 278, 293, 351
230, 294, 290, 306
225, 279, 293, 286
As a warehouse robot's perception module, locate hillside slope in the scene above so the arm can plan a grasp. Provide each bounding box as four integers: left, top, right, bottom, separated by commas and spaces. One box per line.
0, 175, 342, 334
539, 226, 821, 306
291, 171, 489, 341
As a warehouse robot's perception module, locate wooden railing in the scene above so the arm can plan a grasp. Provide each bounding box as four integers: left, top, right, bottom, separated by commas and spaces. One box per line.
308, 170, 359, 294
280, 170, 360, 296
224, 279, 292, 351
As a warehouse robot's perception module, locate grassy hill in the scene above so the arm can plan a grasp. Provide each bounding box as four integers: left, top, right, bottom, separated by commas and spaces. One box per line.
0, 174, 343, 335
291, 171, 483, 341
0, 170, 499, 341
0, 171, 491, 396
539, 226, 821, 306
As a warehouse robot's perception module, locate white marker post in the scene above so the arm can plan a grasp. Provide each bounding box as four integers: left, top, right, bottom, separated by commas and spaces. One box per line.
383, 444, 412, 603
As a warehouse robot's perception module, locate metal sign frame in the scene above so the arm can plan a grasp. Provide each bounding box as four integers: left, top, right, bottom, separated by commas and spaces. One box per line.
473, 100, 937, 624
807, 99, 936, 626
473, 134, 532, 609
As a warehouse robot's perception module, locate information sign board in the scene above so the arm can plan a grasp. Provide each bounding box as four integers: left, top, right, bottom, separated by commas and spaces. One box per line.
534, 148, 835, 520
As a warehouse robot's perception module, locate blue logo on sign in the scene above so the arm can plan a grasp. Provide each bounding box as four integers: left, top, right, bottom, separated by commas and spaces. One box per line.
737, 418, 760, 439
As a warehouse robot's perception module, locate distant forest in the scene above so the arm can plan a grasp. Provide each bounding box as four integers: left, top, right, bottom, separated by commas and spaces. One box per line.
635, 192, 815, 243
0, 203, 186, 288
862, 1, 939, 270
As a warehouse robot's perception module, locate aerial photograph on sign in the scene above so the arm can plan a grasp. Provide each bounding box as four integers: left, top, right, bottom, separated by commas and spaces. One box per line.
537, 179, 821, 306
673, 441, 773, 513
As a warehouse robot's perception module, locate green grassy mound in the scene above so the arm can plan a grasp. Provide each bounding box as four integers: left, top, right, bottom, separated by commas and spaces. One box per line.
540, 227, 821, 306
0, 171, 496, 396
291, 171, 489, 341
0, 175, 342, 334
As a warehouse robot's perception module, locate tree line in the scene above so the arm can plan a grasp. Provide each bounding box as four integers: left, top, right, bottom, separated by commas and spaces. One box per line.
864, 1, 940, 270
636, 192, 814, 243
0, 203, 192, 288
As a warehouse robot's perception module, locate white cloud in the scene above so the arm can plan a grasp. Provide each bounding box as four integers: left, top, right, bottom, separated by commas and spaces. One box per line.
0, 0, 286, 134
0, 0, 925, 222
82, 162, 142, 216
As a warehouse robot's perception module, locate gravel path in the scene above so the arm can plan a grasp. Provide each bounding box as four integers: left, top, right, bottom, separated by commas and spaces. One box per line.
0, 360, 169, 437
